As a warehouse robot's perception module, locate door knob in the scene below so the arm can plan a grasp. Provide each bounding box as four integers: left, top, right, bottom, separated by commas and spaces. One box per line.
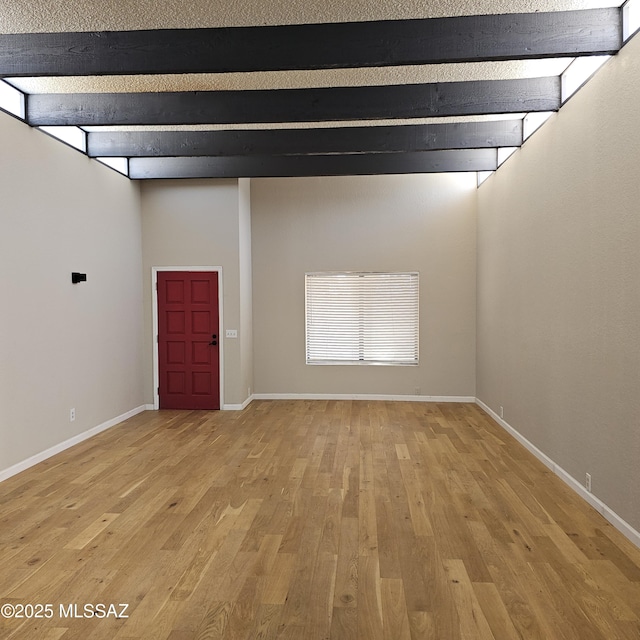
209, 334, 217, 346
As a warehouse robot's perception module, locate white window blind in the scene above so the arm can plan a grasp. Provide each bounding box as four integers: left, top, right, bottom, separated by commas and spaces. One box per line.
305, 272, 419, 365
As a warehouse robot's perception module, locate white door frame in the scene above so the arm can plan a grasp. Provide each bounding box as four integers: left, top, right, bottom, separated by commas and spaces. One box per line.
152, 266, 224, 411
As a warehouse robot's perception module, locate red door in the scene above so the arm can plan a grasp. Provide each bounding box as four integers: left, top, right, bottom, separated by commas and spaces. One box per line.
158, 271, 220, 410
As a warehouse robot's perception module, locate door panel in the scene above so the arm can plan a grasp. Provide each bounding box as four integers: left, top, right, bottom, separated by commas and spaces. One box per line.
158, 271, 220, 410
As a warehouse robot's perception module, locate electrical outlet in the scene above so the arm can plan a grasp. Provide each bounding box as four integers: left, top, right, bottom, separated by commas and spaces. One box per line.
70, 408, 76, 422
585, 473, 592, 492
414, 387, 421, 396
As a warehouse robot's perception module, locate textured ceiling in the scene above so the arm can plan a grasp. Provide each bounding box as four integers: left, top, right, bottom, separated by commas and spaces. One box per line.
0, 0, 622, 32
77, 115, 529, 133
9, 59, 573, 94
0, 0, 627, 178
1, 0, 620, 95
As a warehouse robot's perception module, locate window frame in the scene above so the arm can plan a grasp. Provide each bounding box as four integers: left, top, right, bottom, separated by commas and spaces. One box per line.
305, 271, 420, 366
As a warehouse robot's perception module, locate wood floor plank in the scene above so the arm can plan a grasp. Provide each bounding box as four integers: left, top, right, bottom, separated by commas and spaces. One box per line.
357, 554, 383, 640
329, 606, 357, 640
247, 603, 281, 640
473, 582, 522, 640
442, 558, 496, 640
332, 516, 358, 608
192, 600, 233, 640
305, 551, 338, 639
1, 400, 640, 639
221, 576, 258, 640
259, 552, 296, 605
380, 578, 411, 640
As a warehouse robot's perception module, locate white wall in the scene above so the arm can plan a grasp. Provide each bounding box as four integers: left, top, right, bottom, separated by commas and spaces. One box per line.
0, 113, 144, 473
477, 36, 640, 532
251, 173, 478, 398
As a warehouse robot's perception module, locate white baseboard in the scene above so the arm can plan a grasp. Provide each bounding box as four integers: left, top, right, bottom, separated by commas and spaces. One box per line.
223, 395, 254, 411
252, 393, 476, 403
0, 405, 148, 483
475, 398, 640, 549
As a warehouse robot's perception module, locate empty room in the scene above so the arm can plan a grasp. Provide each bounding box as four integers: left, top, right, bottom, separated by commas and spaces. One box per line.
1, 0, 640, 638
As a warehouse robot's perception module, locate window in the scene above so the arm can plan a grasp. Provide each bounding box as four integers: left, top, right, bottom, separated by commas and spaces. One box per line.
0, 79, 25, 119
305, 272, 419, 365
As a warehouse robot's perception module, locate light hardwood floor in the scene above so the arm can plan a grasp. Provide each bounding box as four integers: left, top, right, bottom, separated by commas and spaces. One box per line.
1, 401, 639, 639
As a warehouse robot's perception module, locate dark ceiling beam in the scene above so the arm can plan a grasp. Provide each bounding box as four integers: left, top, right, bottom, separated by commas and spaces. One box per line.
27, 77, 560, 126
0, 9, 621, 77
86, 120, 523, 158
128, 149, 498, 179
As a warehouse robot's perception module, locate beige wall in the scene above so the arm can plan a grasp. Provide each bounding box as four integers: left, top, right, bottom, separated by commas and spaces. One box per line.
238, 178, 254, 400
0, 112, 144, 472
477, 36, 640, 531
251, 173, 477, 397
140, 179, 252, 407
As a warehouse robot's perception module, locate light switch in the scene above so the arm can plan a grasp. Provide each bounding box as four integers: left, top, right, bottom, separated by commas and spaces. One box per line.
225, 329, 238, 338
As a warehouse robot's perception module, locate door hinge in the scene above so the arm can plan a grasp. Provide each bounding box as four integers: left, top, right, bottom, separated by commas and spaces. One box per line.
157, 387, 160, 395
156, 334, 159, 343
